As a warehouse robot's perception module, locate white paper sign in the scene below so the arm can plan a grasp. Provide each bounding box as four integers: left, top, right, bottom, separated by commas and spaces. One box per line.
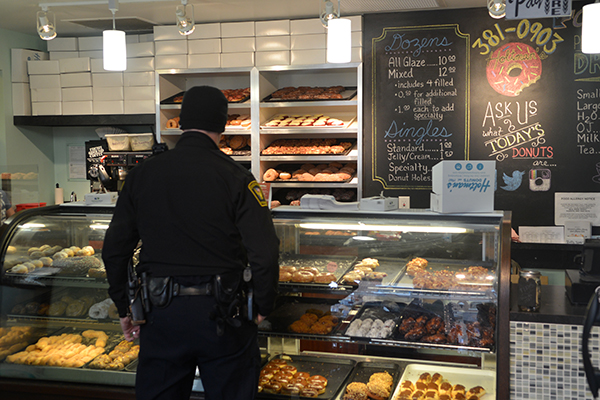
505, 0, 572, 19
555, 192, 600, 226
519, 226, 565, 243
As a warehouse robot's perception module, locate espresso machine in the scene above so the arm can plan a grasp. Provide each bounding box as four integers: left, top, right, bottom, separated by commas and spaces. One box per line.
85, 139, 153, 193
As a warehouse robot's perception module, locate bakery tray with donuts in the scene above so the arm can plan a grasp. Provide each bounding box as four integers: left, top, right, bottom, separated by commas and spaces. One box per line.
219, 134, 251, 156
277, 254, 357, 291
333, 361, 401, 400
257, 353, 356, 399
263, 162, 356, 183
8, 288, 118, 322
258, 297, 345, 338
261, 86, 357, 102
393, 299, 496, 351
339, 301, 406, 341
391, 363, 495, 400
161, 88, 251, 104
0, 325, 59, 362
3, 327, 129, 369
261, 138, 356, 156
340, 257, 406, 288
261, 114, 356, 129
392, 257, 496, 296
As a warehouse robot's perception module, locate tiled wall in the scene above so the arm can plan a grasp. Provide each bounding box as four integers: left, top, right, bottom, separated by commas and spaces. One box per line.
510, 321, 600, 399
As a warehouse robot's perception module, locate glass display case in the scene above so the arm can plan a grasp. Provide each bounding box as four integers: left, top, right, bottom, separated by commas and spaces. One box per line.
0, 203, 511, 399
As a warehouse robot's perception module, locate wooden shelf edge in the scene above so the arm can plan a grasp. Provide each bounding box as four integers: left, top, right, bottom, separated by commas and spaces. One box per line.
14, 115, 156, 127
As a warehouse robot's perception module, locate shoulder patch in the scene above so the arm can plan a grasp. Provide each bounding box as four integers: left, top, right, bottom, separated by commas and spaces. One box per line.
248, 180, 268, 207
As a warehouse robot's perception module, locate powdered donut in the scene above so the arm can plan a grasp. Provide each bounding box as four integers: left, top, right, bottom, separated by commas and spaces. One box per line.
486, 42, 542, 97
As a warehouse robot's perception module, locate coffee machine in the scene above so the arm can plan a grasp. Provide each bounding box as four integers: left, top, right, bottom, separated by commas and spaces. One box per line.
85, 139, 153, 192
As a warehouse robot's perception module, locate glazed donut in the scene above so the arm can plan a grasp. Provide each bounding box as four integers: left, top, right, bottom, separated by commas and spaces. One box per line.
279, 172, 291, 180
314, 272, 336, 284
291, 270, 314, 283
308, 381, 326, 394
263, 382, 282, 394
281, 384, 301, 395
299, 387, 319, 398
270, 359, 288, 367
263, 168, 279, 182
166, 117, 180, 129
486, 42, 542, 97
299, 267, 319, 275
295, 372, 311, 380
280, 265, 297, 274
308, 375, 328, 386
279, 271, 293, 282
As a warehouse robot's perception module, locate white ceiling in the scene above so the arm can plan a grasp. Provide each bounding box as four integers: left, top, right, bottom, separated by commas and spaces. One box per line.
0, 0, 485, 38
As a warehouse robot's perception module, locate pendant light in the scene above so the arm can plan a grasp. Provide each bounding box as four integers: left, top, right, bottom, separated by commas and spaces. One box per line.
583, 0, 600, 54
103, 0, 127, 71
176, 0, 195, 36
37, 6, 57, 40
320, 0, 352, 63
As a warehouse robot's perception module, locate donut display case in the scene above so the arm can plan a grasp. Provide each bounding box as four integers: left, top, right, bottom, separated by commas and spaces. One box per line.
267, 206, 511, 400
0, 204, 510, 399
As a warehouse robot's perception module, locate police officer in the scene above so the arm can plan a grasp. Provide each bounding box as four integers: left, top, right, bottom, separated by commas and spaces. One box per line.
102, 85, 280, 400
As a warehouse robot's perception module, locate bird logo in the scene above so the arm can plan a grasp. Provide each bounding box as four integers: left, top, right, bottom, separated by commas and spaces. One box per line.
500, 170, 525, 191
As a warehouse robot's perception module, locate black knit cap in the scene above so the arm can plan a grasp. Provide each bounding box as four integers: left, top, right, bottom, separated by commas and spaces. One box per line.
179, 86, 228, 133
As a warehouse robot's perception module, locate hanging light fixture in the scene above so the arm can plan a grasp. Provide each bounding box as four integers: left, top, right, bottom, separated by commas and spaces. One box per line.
37, 6, 57, 41
320, 0, 351, 63
176, 0, 195, 36
487, 0, 506, 19
583, 0, 600, 54
103, 0, 127, 71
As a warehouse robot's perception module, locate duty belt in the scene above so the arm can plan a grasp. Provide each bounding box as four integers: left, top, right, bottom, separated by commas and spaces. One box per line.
174, 282, 213, 296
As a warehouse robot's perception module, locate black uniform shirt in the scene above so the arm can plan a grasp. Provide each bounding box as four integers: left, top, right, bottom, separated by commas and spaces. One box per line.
102, 131, 280, 317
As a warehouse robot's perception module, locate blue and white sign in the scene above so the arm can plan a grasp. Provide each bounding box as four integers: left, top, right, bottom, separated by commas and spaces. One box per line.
431, 160, 496, 213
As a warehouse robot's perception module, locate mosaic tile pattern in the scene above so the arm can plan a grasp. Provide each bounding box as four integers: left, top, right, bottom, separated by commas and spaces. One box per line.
510, 322, 600, 399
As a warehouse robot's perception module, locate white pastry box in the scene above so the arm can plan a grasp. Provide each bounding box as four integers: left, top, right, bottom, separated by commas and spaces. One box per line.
188, 54, 221, 69
256, 20, 290, 36
187, 23, 220, 39
11, 49, 48, 83
221, 53, 254, 68
430, 160, 496, 213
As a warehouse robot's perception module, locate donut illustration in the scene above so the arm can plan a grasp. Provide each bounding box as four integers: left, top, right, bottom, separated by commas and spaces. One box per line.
486, 42, 542, 97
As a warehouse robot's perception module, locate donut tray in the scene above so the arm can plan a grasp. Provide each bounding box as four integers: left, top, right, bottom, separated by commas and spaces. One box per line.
332, 360, 402, 400
278, 254, 357, 292
257, 354, 356, 399
264, 164, 356, 183
341, 257, 406, 288
261, 86, 357, 102
258, 297, 345, 338
392, 363, 495, 399
338, 301, 407, 341
161, 90, 250, 104
260, 139, 356, 157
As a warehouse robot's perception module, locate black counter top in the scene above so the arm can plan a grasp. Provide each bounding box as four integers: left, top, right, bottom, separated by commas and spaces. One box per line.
510, 283, 591, 325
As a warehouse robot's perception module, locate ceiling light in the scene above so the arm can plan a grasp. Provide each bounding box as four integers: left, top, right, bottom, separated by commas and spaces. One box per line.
320, 0, 352, 63
583, 1, 600, 54
487, 0, 506, 19
176, 0, 195, 36
37, 6, 57, 40
103, 0, 127, 71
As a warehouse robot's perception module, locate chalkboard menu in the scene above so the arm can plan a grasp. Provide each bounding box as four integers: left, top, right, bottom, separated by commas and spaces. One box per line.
363, 2, 600, 227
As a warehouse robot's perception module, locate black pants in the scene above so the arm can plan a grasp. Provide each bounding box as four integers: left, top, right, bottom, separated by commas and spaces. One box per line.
136, 294, 260, 400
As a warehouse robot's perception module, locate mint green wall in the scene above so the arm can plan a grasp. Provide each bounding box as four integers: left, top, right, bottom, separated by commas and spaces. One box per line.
0, 28, 56, 205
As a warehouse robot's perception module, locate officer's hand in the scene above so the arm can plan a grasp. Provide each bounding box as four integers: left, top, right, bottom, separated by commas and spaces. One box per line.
257, 314, 266, 324
120, 316, 141, 341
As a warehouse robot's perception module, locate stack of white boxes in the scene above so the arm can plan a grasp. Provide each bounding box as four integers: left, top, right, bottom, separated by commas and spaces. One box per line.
12, 49, 48, 116
154, 26, 188, 70
48, 37, 79, 60
61, 57, 93, 115
220, 22, 255, 68
28, 59, 61, 115
255, 20, 290, 67
91, 58, 125, 115
187, 23, 221, 68
124, 37, 156, 114
290, 19, 327, 65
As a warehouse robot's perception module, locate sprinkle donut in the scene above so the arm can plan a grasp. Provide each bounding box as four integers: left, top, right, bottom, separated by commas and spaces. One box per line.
486, 42, 542, 97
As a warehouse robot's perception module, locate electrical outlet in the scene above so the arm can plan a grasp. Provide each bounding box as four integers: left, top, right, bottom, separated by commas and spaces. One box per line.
398, 196, 410, 209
